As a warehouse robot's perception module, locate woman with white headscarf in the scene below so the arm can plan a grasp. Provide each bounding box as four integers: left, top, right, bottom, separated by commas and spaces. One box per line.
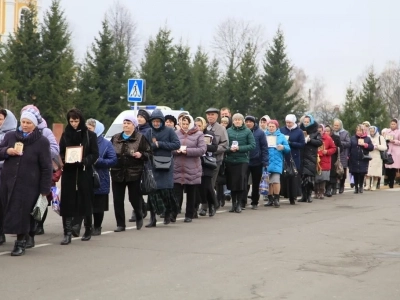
365, 126, 387, 191
86, 119, 117, 235
280, 114, 305, 205
0, 111, 52, 256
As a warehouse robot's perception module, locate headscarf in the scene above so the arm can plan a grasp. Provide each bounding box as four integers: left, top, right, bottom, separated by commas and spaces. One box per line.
20, 111, 38, 127
285, 114, 297, 123
318, 124, 325, 133
86, 118, 105, 137
369, 126, 378, 137
303, 114, 315, 127
195, 117, 207, 131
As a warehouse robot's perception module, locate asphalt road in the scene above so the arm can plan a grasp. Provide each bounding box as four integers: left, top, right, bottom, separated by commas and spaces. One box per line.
0, 187, 400, 300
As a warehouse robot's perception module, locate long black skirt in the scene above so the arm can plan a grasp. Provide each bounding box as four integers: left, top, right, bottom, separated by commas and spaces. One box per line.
93, 194, 109, 213
226, 163, 248, 192
280, 175, 302, 199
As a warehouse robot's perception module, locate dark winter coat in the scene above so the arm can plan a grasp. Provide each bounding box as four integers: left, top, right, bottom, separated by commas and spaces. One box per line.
348, 135, 374, 174
225, 124, 256, 164
60, 113, 99, 218
202, 129, 218, 177
0, 109, 17, 174
95, 135, 117, 195
249, 124, 268, 167
318, 133, 336, 171
330, 134, 342, 178
280, 125, 305, 170
111, 131, 152, 182
138, 122, 152, 143
300, 121, 323, 176
174, 128, 206, 185
0, 128, 52, 234
149, 109, 181, 189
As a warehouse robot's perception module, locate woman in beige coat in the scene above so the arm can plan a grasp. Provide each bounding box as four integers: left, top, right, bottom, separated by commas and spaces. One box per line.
366, 126, 387, 190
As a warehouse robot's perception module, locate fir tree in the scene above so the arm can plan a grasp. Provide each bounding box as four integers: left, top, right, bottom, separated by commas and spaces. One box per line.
339, 83, 359, 132
356, 71, 390, 130
235, 42, 259, 116
5, 2, 42, 109
258, 28, 299, 123
140, 27, 175, 106
170, 42, 191, 110
34, 0, 76, 125
75, 20, 131, 127
218, 59, 237, 111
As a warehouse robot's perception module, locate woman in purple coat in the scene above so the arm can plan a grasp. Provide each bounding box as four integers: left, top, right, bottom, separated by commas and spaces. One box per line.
173, 115, 206, 223
0, 112, 52, 256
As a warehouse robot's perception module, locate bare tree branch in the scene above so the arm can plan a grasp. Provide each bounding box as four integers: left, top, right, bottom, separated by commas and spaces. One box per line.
379, 61, 400, 118
212, 18, 265, 70
105, 0, 139, 64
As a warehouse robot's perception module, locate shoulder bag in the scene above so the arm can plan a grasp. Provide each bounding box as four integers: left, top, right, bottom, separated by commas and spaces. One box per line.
31, 195, 49, 221
335, 148, 344, 178
379, 136, 394, 165
86, 131, 101, 188
283, 153, 298, 177
141, 161, 157, 195
201, 155, 217, 170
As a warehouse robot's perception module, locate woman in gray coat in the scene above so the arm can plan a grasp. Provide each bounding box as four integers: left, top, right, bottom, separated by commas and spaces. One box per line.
0, 112, 52, 256
146, 109, 180, 227
333, 119, 351, 193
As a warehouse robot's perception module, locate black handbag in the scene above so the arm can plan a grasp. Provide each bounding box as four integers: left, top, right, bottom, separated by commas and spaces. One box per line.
379, 136, 394, 165
92, 166, 100, 189
140, 161, 157, 195
283, 153, 298, 177
152, 155, 172, 170
201, 156, 217, 170
362, 152, 372, 161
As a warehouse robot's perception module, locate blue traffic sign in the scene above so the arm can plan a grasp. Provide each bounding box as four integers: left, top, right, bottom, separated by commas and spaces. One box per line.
127, 79, 145, 102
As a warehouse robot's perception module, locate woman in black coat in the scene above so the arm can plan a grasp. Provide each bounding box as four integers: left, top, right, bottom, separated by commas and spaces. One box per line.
59, 109, 99, 245
325, 125, 342, 196
195, 117, 219, 217
348, 124, 374, 193
298, 115, 323, 203
0, 112, 52, 256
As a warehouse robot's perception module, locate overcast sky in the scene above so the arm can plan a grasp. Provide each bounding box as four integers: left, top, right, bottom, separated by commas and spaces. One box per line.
40, 0, 399, 106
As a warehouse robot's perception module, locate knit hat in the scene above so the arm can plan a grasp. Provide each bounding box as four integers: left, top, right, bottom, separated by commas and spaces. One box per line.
268, 119, 279, 128
21, 111, 38, 127
123, 114, 138, 127
164, 115, 177, 127
21, 105, 43, 124
232, 113, 245, 122
137, 109, 150, 122
245, 116, 256, 123
285, 114, 297, 123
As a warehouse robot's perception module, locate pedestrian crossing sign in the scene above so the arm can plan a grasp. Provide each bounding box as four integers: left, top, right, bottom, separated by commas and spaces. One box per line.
127, 79, 145, 102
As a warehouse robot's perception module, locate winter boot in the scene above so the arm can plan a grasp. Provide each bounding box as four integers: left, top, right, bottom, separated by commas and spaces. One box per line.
81, 227, 92, 241
0, 227, 5, 245
11, 240, 26, 256
264, 195, 274, 206
129, 210, 136, 222
325, 183, 332, 197
92, 227, 102, 236
61, 217, 72, 245
339, 179, 345, 194
229, 198, 236, 213
273, 194, 280, 208
25, 234, 35, 249
145, 211, 157, 228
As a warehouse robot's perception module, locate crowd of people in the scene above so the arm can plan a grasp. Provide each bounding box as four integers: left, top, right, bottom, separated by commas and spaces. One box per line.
0, 105, 399, 256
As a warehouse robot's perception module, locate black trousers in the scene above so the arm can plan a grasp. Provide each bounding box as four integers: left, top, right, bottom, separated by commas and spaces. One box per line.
174, 184, 198, 218
353, 172, 366, 188
386, 168, 397, 188
199, 176, 217, 209
112, 179, 142, 228
245, 164, 263, 205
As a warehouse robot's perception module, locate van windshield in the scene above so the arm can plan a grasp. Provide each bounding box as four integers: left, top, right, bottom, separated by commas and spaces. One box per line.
105, 124, 123, 139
